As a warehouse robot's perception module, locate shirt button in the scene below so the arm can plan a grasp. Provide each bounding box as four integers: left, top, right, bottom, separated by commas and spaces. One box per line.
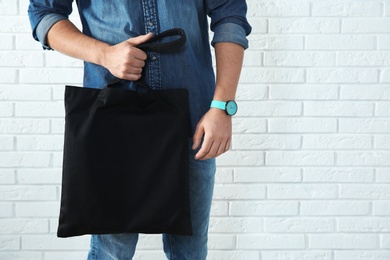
151, 55, 157, 60
148, 21, 154, 26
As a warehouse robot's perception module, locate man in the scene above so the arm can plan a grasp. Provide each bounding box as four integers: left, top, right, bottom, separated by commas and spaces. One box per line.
28, 0, 251, 259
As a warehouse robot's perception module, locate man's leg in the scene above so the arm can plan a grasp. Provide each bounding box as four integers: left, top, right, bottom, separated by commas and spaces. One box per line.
163, 147, 216, 260
87, 233, 139, 260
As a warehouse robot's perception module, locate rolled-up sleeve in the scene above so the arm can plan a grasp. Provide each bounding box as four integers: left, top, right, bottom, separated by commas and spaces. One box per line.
28, 1, 74, 50
205, 0, 252, 49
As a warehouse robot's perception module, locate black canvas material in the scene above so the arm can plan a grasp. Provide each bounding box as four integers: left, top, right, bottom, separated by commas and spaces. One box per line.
57, 29, 192, 237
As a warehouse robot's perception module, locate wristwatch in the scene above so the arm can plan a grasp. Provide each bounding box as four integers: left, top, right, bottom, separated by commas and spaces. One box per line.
210, 100, 238, 116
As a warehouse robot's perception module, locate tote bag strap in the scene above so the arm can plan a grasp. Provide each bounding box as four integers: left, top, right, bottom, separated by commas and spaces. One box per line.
106, 28, 186, 90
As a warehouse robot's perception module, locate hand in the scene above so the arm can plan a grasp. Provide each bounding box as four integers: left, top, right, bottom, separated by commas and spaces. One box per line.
192, 108, 232, 160
101, 33, 153, 81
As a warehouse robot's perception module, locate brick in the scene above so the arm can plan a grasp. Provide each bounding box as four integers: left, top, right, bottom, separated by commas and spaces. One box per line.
236, 84, 267, 100
381, 69, 390, 82
0, 219, 48, 234
233, 134, 301, 150
306, 35, 376, 50
0, 169, 15, 184
247, 2, 310, 17
44, 252, 88, 260
269, 118, 337, 133
0, 102, 13, 116
239, 101, 302, 116
343, 18, 390, 33
308, 68, 378, 83
374, 135, 390, 149
215, 168, 233, 183
0, 51, 44, 67
249, 34, 304, 50
16, 202, 59, 217
340, 85, 390, 100
208, 234, 235, 250
373, 202, 390, 216
0, 119, 50, 134
304, 101, 374, 117
15, 35, 44, 50
0, 1, 18, 15
237, 234, 305, 249
383, 235, 390, 249
229, 201, 299, 216
338, 51, 390, 66
378, 35, 390, 49
376, 102, 390, 116
209, 217, 263, 233
268, 184, 337, 199
243, 51, 263, 67
134, 251, 167, 260
338, 217, 390, 232
51, 119, 65, 133
208, 251, 259, 260
0, 236, 20, 250
52, 84, 66, 100
20, 68, 83, 84
302, 135, 372, 149
265, 51, 335, 67
15, 101, 64, 117
0, 252, 42, 260
303, 168, 374, 183
241, 68, 305, 83
270, 84, 338, 100
45, 51, 83, 67
247, 18, 267, 34
308, 234, 378, 249
213, 184, 266, 200
21, 235, 89, 250
270, 18, 339, 34
266, 151, 334, 166
313, 2, 382, 17
334, 251, 390, 260
0, 152, 50, 167
337, 151, 390, 166
232, 118, 267, 134
217, 151, 264, 166
262, 251, 332, 260
52, 151, 63, 167
210, 201, 228, 216
265, 218, 335, 232
234, 167, 301, 183
17, 135, 64, 151
377, 168, 390, 183
0, 85, 52, 101
0, 136, 14, 151
0, 16, 31, 33
0, 69, 17, 83
0, 185, 56, 201
0, 203, 13, 217
300, 201, 370, 215
339, 118, 390, 133
340, 184, 390, 199
0, 35, 13, 49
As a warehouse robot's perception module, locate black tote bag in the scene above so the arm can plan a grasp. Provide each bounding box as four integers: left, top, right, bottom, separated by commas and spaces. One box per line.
57, 29, 192, 238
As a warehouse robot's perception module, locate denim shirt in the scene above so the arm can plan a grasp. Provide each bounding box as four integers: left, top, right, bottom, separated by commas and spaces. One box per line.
28, 0, 251, 134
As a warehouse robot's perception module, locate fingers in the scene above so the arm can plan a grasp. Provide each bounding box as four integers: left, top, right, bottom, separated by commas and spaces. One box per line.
195, 134, 231, 161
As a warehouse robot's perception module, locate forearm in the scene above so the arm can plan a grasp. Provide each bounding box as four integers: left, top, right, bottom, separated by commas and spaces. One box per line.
213, 42, 245, 101
47, 20, 108, 66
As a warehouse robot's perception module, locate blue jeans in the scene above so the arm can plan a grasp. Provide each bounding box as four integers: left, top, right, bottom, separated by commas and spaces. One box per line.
87, 146, 216, 260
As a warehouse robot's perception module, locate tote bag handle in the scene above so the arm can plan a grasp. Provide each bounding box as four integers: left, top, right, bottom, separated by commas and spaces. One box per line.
106, 28, 186, 90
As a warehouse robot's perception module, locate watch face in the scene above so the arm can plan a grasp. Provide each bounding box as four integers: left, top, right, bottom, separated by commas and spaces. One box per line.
226, 100, 238, 116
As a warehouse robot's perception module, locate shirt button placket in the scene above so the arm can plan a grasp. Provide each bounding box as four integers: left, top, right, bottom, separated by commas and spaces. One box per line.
142, 0, 161, 89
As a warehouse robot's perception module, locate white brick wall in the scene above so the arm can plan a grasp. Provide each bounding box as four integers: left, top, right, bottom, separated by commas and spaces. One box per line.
0, 0, 389, 259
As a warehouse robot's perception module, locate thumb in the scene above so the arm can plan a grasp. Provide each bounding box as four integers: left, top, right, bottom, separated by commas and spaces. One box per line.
126, 32, 153, 46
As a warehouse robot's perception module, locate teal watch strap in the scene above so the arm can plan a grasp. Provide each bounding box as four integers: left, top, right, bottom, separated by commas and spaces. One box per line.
210, 100, 226, 110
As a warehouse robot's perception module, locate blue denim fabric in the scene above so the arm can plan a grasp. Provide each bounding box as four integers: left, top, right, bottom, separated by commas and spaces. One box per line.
27, 0, 251, 135
87, 144, 216, 260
